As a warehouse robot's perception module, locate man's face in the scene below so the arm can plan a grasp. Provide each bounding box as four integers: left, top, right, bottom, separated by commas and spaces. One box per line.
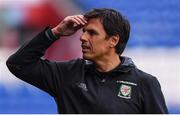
80, 18, 112, 61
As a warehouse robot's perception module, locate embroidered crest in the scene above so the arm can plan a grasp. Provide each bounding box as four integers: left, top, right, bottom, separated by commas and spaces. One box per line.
118, 84, 132, 99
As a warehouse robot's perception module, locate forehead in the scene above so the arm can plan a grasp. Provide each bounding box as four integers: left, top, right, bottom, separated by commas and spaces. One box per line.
85, 18, 106, 34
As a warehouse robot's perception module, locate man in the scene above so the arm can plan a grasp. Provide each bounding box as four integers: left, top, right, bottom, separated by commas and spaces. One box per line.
6, 8, 168, 113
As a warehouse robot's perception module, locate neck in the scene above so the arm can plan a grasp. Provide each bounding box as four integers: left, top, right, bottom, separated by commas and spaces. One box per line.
94, 54, 121, 72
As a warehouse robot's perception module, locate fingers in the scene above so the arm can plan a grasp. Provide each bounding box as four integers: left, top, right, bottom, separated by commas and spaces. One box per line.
76, 15, 87, 25
67, 15, 87, 26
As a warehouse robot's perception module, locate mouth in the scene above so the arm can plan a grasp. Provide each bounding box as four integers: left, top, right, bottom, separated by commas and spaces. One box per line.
81, 44, 90, 52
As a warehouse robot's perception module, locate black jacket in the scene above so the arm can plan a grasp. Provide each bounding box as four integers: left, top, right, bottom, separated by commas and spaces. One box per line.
6, 27, 169, 114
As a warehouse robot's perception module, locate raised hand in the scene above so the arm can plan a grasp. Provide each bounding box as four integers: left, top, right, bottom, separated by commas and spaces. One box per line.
52, 15, 87, 37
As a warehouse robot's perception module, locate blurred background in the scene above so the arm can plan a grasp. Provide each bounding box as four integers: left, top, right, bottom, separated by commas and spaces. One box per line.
0, 0, 180, 113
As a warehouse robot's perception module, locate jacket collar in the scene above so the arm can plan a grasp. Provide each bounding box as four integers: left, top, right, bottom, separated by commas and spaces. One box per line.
85, 56, 136, 73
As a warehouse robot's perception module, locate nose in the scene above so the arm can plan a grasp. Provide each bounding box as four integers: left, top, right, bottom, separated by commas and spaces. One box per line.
80, 32, 87, 42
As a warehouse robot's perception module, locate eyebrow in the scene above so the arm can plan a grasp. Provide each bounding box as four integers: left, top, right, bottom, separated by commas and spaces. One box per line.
83, 28, 99, 35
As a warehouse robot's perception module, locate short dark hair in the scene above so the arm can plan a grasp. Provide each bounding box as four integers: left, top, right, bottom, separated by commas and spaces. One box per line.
84, 8, 130, 54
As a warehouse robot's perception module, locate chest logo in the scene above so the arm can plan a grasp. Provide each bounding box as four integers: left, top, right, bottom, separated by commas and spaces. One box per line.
118, 84, 132, 99
77, 83, 88, 91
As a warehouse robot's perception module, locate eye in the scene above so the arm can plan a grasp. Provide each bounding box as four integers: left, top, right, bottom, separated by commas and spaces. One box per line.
88, 30, 98, 36
83, 28, 98, 36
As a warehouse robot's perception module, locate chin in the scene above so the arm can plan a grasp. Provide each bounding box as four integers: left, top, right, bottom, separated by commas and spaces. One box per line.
82, 55, 89, 60
82, 54, 92, 60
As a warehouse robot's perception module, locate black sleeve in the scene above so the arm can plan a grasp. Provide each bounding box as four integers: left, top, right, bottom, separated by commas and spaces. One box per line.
6, 27, 61, 97
141, 76, 169, 114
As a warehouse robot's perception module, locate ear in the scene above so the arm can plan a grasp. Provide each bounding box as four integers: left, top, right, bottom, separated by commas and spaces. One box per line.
109, 35, 119, 48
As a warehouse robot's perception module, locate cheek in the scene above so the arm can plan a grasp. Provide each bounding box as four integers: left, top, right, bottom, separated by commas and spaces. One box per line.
88, 39, 96, 52
91, 41, 108, 53
87, 36, 109, 53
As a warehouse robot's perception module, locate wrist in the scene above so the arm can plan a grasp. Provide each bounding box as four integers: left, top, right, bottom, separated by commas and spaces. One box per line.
51, 27, 62, 37
45, 27, 59, 40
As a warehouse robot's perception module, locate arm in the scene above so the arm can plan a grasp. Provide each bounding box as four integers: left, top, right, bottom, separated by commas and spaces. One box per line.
142, 77, 169, 114
6, 15, 87, 97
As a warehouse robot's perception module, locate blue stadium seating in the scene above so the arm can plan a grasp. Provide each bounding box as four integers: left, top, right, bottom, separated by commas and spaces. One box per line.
0, 84, 57, 113
74, 0, 180, 47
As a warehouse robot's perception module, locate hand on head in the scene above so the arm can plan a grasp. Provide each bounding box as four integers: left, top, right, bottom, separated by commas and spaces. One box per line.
52, 15, 87, 37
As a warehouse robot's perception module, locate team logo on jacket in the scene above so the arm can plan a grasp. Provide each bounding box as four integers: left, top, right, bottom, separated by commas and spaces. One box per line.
118, 84, 132, 99
116, 80, 137, 99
